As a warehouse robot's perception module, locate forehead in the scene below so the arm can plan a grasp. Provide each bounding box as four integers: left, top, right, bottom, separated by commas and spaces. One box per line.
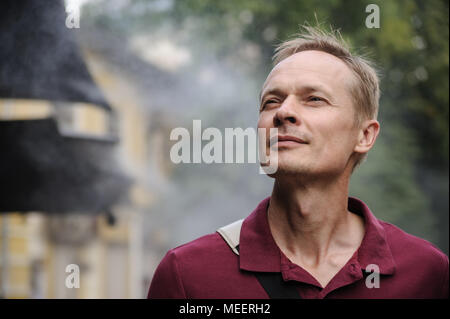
262, 50, 356, 96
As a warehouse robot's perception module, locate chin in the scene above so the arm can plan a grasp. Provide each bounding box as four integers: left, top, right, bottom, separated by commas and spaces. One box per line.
267, 160, 312, 178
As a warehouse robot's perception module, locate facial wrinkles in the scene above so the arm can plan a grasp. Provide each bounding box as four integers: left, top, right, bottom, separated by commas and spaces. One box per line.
262, 53, 356, 109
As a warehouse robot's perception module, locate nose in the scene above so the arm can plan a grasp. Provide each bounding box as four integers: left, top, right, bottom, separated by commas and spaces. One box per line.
273, 95, 299, 127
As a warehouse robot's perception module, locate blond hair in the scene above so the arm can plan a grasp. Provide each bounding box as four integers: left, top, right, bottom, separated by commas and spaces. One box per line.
272, 25, 380, 169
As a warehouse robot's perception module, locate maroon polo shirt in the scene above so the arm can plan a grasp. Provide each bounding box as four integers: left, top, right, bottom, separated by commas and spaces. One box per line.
148, 197, 449, 299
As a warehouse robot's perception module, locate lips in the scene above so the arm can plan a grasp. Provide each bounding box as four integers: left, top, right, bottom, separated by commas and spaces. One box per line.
270, 135, 308, 147
277, 135, 307, 143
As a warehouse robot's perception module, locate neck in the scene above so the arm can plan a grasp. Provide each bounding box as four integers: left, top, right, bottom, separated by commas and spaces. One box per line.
268, 171, 364, 267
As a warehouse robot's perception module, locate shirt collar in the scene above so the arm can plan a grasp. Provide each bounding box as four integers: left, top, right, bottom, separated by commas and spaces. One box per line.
239, 196, 396, 275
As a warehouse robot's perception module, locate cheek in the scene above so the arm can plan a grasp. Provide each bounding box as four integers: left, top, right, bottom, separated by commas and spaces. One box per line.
257, 112, 272, 129
314, 118, 356, 155
257, 114, 275, 141
257, 115, 272, 148
257, 118, 263, 129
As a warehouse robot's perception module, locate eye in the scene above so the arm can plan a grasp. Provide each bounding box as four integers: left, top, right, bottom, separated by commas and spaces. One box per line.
306, 96, 329, 106
261, 99, 278, 110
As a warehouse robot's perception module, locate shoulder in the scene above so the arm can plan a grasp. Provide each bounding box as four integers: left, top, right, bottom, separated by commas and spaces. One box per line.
156, 230, 234, 269
381, 220, 448, 271
148, 231, 239, 298
166, 231, 232, 261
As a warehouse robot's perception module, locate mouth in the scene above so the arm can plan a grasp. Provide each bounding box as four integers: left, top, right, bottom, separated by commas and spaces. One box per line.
270, 135, 308, 147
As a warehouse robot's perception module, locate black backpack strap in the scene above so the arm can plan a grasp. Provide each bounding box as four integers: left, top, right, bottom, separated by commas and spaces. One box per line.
254, 272, 302, 299
217, 221, 301, 299
236, 245, 301, 299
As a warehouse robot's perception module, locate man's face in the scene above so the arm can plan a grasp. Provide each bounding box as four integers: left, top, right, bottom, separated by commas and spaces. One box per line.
258, 50, 361, 177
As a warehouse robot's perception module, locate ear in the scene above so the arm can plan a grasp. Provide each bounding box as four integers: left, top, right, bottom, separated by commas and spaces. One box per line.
354, 119, 380, 154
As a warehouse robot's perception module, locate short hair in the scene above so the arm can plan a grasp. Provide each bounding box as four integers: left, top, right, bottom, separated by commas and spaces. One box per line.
272, 24, 380, 170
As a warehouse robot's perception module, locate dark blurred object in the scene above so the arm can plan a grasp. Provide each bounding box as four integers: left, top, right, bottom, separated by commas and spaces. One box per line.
105, 210, 116, 226
0, 0, 111, 110
0, 118, 130, 213
0, 0, 130, 213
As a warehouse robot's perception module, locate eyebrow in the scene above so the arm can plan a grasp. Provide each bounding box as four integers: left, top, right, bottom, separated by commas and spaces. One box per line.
259, 87, 284, 102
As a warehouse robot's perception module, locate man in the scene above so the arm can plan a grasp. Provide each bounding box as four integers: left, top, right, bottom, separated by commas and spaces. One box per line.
148, 26, 449, 298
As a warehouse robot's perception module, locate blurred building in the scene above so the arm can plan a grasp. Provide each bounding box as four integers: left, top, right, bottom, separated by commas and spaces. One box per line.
0, 1, 174, 299
0, 53, 174, 298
